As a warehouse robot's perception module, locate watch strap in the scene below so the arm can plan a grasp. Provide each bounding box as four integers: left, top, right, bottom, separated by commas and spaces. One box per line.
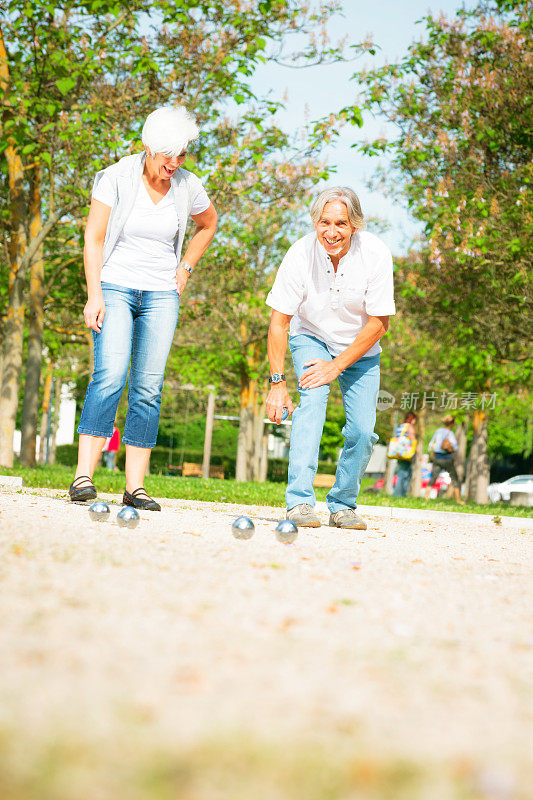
269, 373, 286, 384
180, 261, 194, 275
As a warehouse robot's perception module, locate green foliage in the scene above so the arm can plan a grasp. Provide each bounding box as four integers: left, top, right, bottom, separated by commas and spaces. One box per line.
486, 395, 532, 458
319, 402, 346, 461
349, 0, 532, 391
1, 0, 356, 453
156, 412, 239, 458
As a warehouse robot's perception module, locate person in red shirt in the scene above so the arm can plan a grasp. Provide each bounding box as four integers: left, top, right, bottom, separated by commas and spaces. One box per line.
103, 425, 121, 471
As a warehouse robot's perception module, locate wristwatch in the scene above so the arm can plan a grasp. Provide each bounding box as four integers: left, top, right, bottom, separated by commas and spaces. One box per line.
180, 261, 194, 275
269, 373, 286, 384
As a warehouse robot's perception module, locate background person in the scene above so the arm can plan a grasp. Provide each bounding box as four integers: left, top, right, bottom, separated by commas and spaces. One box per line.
69, 106, 217, 510
265, 186, 395, 530
392, 411, 418, 497
102, 425, 120, 471
426, 414, 464, 504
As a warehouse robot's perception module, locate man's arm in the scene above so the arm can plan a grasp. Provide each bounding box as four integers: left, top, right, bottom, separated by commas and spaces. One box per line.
298, 315, 389, 390
265, 310, 295, 424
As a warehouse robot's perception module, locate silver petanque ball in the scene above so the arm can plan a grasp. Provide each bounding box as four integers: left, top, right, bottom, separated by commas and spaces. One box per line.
88, 500, 110, 522
281, 407, 289, 421
231, 516, 255, 540
275, 518, 298, 543
117, 505, 140, 529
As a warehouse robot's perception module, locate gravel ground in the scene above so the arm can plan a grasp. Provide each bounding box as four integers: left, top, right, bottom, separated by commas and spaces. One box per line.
0, 488, 532, 799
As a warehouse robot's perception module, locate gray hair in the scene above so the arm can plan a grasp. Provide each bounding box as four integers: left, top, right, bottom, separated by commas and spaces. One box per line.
141, 106, 199, 157
310, 187, 365, 231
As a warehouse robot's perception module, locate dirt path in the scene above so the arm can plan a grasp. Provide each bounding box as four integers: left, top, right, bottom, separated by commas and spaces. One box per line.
1, 489, 531, 799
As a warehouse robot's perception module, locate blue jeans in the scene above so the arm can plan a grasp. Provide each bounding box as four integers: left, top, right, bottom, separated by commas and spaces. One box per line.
286, 334, 380, 513
393, 459, 412, 497
77, 283, 179, 448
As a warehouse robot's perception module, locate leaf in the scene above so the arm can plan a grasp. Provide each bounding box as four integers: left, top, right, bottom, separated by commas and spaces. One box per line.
56, 77, 76, 96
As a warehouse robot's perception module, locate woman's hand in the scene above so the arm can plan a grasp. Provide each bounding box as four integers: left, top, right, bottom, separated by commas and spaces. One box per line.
84, 293, 105, 333
299, 359, 340, 390
266, 384, 294, 424
175, 265, 190, 296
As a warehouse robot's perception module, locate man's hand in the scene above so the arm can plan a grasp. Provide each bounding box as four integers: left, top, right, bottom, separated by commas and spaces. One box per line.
176, 265, 190, 296
299, 359, 340, 390
266, 384, 294, 424
84, 293, 105, 333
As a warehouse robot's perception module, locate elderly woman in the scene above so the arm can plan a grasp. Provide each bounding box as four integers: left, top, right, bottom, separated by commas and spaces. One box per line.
266, 186, 395, 529
69, 106, 217, 510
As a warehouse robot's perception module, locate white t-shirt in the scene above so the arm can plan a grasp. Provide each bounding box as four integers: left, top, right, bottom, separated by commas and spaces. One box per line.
92, 173, 211, 290
266, 231, 396, 357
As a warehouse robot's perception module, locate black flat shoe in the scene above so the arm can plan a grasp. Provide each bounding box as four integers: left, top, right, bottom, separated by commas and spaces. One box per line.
122, 488, 161, 512
69, 475, 97, 502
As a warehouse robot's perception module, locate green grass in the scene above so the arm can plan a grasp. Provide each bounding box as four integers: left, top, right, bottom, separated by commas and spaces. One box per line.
0, 728, 493, 800
2, 463, 532, 517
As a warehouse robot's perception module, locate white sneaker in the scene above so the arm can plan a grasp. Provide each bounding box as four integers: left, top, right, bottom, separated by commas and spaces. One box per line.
287, 504, 321, 528
329, 509, 367, 530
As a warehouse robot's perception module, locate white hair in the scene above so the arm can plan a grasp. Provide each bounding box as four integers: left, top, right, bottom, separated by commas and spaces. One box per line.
310, 186, 365, 231
141, 106, 199, 157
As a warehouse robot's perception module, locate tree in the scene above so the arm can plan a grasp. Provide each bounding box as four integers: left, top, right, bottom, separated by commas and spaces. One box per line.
348, 0, 532, 501
0, 0, 352, 467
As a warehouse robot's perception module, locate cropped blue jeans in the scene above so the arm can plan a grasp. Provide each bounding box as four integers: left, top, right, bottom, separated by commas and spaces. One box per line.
77, 282, 179, 448
286, 334, 380, 513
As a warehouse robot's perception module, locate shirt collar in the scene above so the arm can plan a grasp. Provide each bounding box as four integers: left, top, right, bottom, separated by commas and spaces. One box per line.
315, 233, 358, 267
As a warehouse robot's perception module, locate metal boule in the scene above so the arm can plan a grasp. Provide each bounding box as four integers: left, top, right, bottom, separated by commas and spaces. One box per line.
117, 505, 140, 529
88, 500, 110, 522
275, 518, 298, 543
231, 516, 255, 540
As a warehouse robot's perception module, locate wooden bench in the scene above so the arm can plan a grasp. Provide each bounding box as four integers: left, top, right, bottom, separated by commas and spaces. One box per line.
180, 462, 225, 480
313, 473, 336, 488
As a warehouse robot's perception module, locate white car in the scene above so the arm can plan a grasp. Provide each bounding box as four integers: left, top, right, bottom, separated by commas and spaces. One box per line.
487, 475, 533, 504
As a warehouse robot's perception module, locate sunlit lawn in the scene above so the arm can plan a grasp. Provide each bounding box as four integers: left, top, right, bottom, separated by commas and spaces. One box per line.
2, 463, 531, 517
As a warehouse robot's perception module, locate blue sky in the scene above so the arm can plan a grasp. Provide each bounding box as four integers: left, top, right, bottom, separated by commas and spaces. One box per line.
250, 0, 477, 254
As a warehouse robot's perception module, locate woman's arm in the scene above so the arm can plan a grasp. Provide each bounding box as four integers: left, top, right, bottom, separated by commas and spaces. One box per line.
176, 203, 218, 296
83, 199, 111, 332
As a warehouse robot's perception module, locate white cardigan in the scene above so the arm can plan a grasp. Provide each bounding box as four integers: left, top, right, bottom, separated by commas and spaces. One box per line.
92, 152, 204, 265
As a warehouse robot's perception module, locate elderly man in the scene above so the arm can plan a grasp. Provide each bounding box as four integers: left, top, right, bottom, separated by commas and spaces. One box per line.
265, 187, 395, 529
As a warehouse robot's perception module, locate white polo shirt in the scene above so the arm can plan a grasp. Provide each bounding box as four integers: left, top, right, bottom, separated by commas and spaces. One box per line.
266, 231, 396, 357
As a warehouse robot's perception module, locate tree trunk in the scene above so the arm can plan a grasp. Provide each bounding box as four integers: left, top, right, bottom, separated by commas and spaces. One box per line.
445, 419, 468, 499
235, 337, 263, 482
252, 401, 266, 481
464, 434, 476, 499
202, 390, 216, 479
0, 35, 28, 467
20, 166, 44, 466
236, 379, 256, 482
259, 427, 269, 483
48, 377, 62, 465
0, 153, 27, 467
384, 409, 398, 495
38, 362, 54, 464
455, 419, 468, 484
466, 410, 489, 504
0, 268, 26, 467
236, 380, 266, 482
409, 405, 426, 497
